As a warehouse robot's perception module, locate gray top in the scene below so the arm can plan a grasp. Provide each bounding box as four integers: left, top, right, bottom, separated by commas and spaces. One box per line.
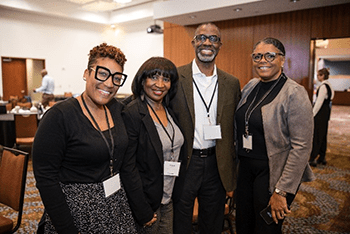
154, 108, 184, 204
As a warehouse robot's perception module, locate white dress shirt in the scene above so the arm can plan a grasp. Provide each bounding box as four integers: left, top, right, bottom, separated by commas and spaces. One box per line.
35, 75, 55, 94
313, 80, 334, 116
192, 59, 218, 149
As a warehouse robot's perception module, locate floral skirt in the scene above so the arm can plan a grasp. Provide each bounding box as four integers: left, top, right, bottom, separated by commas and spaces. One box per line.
42, 182, 137, 234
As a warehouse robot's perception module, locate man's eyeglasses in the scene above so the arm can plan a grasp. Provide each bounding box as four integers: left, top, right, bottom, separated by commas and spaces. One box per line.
193, 34, 221, 43
91, 66, 127, 87
251, 52, 284, 63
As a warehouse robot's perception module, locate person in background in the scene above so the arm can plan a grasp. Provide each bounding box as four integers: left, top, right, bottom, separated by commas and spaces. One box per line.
309, 68, 335, 167
171, 22, 241, 234
234, 37, 315, 234
121, 57, 186, 234
33, 69, 55, 108
33, 43, 137, 234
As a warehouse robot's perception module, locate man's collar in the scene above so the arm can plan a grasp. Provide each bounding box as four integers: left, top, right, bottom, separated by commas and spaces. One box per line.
192, 59, 217, 77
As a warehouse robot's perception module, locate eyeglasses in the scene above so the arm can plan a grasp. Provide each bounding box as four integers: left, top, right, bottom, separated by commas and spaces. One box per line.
193, 34, 221, 43
251, 52, 284, 63
91, 66, 127, 87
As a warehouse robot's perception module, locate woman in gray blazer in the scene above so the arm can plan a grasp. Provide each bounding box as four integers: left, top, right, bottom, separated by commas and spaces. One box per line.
234, 38, 315, 234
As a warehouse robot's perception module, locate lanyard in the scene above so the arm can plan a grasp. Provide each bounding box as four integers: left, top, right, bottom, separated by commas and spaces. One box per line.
146, 100, 175, 154
244, 75, 282, 136
193, 78, 218, 119
81, 94, 115, 176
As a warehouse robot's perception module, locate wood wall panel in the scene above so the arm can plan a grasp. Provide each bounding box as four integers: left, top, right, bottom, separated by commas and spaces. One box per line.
311, 4, 350, 39
164, 22, 196, 67
215, 18, 255, 88
164, 3, 350, 97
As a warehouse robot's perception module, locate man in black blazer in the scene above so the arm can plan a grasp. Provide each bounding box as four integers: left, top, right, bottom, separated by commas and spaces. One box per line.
171, 23, 241, 234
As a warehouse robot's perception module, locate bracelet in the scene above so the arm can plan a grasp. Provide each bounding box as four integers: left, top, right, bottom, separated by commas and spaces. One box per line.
275, 188, 287, 197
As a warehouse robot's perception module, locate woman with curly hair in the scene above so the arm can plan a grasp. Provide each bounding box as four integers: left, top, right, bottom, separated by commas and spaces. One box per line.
33, 43, 137, 234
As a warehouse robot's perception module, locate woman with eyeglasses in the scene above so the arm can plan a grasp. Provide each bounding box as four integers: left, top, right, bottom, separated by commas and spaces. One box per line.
33, 43, 137, 234
121, 57, 186, 234
234, 37, 315, 234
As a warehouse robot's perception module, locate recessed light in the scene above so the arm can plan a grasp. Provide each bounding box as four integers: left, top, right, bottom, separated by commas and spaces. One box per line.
290, 0, 300, 2
189, 15, 196, 19
234, 8, 242, 12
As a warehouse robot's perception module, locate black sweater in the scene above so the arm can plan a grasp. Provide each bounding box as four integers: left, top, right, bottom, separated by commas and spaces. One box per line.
33, 98, 128, 234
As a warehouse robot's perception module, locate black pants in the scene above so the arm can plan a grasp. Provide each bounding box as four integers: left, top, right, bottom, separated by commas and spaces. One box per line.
173, 153, 226, 234
235, 157, 296, 234
310, 113, 330, 163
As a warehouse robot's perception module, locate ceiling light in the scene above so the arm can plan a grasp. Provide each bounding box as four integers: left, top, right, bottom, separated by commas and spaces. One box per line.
189, 15, 196, 19
234, 8, 242, 12
147, 24, 163, 34
66, 0, 95, 4
114, 0, 132, 3
81, 1, 118, 11
290, 0, 300, 2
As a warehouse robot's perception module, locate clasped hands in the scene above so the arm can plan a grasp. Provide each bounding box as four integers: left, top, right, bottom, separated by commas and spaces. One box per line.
143, 213, 157, 228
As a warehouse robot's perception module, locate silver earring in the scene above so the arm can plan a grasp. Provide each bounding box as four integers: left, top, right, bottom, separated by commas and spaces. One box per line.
83, 77, 86, 81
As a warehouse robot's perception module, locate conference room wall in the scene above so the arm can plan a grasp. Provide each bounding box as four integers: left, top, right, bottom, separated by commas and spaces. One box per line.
164, 3, 350, 100
0, 7, 163, 98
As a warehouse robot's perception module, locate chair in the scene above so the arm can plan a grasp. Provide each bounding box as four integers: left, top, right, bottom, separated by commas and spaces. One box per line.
192, 193, 235, 234
0, 146, 29, 233
14, 114, 38, 148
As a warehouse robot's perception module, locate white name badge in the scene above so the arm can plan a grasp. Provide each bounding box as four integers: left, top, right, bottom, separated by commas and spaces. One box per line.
243, 134, 253, 150
164, 161, 181, 177
103, 173, 121, 198
204, 125, 222, 140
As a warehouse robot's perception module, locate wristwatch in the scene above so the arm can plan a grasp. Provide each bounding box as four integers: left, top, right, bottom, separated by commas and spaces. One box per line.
275, 188, 287, 197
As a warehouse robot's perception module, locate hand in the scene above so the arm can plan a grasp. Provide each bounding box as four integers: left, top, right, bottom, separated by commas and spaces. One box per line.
143, 213, 157, 227
269, 192, 291, 224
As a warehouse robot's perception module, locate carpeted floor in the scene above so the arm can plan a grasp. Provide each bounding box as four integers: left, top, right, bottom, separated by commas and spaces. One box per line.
1, 105, 350, 233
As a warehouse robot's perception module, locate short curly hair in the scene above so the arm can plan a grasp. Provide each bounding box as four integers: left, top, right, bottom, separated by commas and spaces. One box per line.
87, 43, 127, 70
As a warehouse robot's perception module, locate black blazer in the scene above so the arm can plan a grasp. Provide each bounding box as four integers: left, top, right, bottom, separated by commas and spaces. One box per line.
121, 97, 187, 225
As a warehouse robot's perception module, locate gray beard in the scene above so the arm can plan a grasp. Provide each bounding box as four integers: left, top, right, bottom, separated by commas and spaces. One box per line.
197, 52, 216, 63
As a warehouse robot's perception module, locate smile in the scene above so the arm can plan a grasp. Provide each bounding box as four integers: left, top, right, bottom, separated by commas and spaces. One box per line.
98, 89, 112, 96
258, 66, 271, 70
153, 90, 163, 95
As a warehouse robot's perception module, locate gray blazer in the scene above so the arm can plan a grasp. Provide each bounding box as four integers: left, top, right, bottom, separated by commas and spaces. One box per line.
171, 62, 241, 192
236, 77, 315, 194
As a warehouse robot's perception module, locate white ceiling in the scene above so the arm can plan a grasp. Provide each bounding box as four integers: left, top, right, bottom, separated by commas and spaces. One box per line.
1, 0, 350, 26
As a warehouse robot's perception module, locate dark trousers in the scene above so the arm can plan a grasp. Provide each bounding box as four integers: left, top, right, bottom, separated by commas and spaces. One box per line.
173, 153, 226, 234
235, 157, 296, 234
310, 114, 329, 163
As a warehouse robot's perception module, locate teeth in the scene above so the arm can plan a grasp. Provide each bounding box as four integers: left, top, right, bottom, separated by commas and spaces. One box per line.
259, 66, 270, 70
100, 89, 110, 95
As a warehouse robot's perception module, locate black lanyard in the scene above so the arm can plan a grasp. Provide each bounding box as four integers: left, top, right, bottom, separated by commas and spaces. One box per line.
244, 76, 282, 136
146, 100, 175, 154
193, 78, 218, 118
81, 94, 115, 176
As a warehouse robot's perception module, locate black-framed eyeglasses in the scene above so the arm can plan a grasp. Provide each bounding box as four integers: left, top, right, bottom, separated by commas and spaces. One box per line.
251, 52, 284, 63
91, 65, 127, 87
193, 34, 221, 43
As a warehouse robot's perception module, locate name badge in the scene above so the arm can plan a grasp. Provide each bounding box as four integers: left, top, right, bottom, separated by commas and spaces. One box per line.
164, 161, 181, 177
204, 125, 222, 140
243, 134, 253, 150
103, 173, 121, 198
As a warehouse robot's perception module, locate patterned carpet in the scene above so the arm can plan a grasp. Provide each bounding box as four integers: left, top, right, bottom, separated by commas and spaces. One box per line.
1, 105, 350, 234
